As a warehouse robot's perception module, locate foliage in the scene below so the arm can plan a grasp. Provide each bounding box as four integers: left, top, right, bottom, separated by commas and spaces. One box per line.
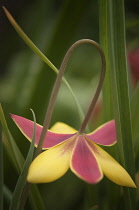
0, 0, 139, 209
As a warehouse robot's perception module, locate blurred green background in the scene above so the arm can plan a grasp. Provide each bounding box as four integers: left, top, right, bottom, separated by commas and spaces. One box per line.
1, 0, 139, 209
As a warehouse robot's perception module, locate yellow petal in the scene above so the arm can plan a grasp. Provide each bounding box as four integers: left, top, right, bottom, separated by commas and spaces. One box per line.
50, 122, 77, 134
27, 139, 74, 183
94, 144, 136, 188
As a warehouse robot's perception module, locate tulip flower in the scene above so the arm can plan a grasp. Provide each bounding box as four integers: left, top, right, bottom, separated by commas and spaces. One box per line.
11, 114, 136, 187
11, 39, 136, 188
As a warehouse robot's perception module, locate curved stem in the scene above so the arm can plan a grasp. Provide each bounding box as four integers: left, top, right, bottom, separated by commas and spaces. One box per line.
35, 39, 106, 156
78, 42, 106, 134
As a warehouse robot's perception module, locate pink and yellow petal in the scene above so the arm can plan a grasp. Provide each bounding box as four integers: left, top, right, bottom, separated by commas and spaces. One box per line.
70, 136, 103, 184
27, 137, 76, 183
10, 114, 75, 148
86, 120, 116, 146
10, 114, 42, 145
50, 122, 77, 134
93, 144, 136, 188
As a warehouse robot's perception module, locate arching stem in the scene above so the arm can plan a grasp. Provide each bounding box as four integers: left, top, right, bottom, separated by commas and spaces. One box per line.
78, 42, 106, 134
35, 39, 106, 156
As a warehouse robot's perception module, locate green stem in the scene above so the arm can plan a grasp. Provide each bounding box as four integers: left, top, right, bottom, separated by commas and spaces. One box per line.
0, 104, 22, 172
63, 78, 85, 123
3, 6, 85, 125
98, 1, 120, 209
9, 110, 36, 210
0, 104, 45, 210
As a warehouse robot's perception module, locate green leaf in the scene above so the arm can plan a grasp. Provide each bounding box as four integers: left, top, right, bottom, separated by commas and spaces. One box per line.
108, 0, 136, 209
3, 185, 12, 207
9, 109, 36, 210
108, 0, 135, 179
0, 104, 45, 210
2, 7, 57, 75
3, 6, 85, 125
98, 2, 120, 209
99, 0, 113, 122
0, 104, 24, 172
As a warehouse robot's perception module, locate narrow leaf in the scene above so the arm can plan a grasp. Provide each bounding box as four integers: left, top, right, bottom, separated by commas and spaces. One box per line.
99, 0, 113, 122
108, 0, 136, 209
109, 0, 135, 179
3, 7, 57, 75
9, 109, 36, 210
0, 104, 24, 172
3, 185, 12, 206
98, 2, 121, 209
3, 7, 85, 124
0, 104, 45, 210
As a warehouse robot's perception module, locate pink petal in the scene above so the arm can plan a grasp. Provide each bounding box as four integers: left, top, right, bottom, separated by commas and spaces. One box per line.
85, 120, 116, 146
10, 114, 76, 148
70, 136, 103, 184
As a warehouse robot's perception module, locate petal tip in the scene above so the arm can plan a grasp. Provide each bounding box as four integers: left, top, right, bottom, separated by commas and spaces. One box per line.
94, 144, 137, 188
27, 142, 72, 183
86, 120, 117, 146
10, 113, 18, 121
10, 113, 14, 118
27, 169, 43, 183
127, 180, 137, 188
27, 173, 35, 183
27, 163, 48, 184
